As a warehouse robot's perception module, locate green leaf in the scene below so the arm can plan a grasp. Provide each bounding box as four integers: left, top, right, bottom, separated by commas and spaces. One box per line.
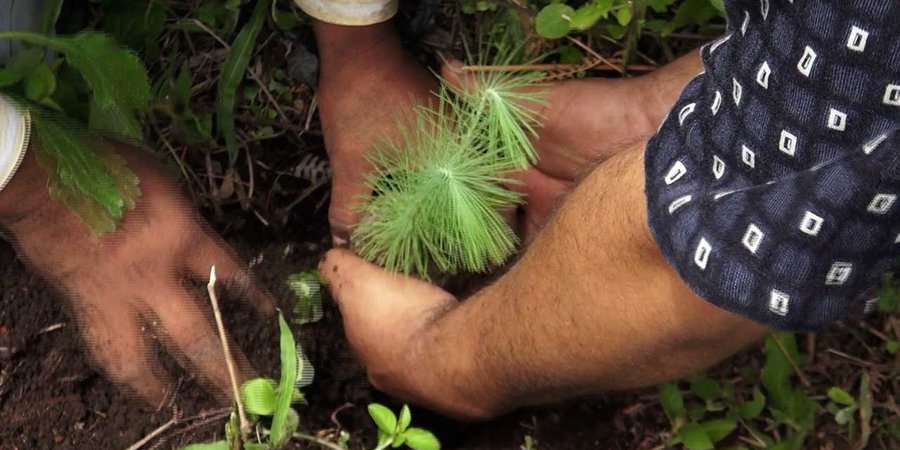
738, 387, 766, 419
296, 344, 315, 389
25, 64, 57, 102
368, 403, 398, 434
827, 387, 856, 407
241, 377, 277, 416
270, 313, 299, 447
32, 110, 140, 235
762, 333, 800, 411
217, 0, 272, 164
886, 340, 900, 355
398, 404, 412, 432
181, 441, 229, 450
569, 3, 606, 31
835, 406, 857, 425
0, 48, 43, 88
535, 4, 574, 39
701, 418, 737, 442
101, 0, 168, 56
288, 271, 324, 325
690, 375, 722, 402
403, 427, 441, 450
614, 5, 633, 26
0, 31, 150, 139
708, 0, 726, 14
677, 423, 714, 450
658, 382, 685, 422
40, 0, 65, 34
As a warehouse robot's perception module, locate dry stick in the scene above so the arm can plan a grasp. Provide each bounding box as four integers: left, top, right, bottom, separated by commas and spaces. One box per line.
207, 266, 251, 442
566, 36, 626, 74
125, 414, 180, 450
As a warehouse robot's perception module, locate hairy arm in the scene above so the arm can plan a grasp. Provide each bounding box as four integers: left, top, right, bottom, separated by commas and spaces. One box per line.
323, 142, 769, 419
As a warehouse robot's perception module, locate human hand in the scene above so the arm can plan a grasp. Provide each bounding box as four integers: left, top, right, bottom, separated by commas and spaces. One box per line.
0, 142, 274, 407
440, 51, 702, 238
313, 21, 438, 245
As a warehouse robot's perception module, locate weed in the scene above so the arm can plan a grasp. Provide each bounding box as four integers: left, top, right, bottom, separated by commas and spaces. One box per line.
368, 404, 441, 450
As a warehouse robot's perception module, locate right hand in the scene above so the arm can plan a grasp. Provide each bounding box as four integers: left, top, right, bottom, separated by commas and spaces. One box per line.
440, 53, 702, 238
0, 141, 274, 407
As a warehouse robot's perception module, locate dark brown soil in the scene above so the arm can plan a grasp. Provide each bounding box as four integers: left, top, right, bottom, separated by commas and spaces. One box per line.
0, 221, 635, 450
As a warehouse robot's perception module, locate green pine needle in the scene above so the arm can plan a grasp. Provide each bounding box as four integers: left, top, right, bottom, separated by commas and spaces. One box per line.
353, 101, 521, 278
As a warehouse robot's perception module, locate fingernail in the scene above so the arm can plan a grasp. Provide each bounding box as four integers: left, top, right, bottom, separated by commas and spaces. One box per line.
448, 59, 465, 73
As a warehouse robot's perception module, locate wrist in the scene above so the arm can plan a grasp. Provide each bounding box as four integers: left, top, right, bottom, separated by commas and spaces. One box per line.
639, 48, 704, 126
313, 20, 404, 72
0, 147, 49, 226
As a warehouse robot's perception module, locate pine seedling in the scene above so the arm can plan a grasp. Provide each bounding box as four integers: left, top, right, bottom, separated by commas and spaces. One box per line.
446, 39, 548, 169
353, 97, 522, 278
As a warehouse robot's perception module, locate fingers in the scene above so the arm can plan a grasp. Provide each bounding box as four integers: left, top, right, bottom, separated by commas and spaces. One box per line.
73, 301, 173, 408
328, 165, 370, 246
185, 234, 276, 318
148, 283, 257, 404
318, 249, 457, 362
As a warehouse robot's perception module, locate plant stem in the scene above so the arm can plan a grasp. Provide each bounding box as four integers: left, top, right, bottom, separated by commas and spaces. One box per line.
290, 432, 348, 450
206, 266, 252, 441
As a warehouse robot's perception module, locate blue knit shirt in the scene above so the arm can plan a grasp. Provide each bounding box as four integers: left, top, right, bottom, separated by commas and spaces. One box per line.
646, 0, 900, 330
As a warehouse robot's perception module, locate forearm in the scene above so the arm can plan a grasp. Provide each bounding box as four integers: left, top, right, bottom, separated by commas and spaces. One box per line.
417, 143, 767, 417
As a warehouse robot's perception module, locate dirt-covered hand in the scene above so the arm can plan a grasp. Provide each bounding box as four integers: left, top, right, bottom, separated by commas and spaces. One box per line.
318, 248, 491, 419
314, 21, 438, 245
0, 143, 275, 407
440, 52, 702, 238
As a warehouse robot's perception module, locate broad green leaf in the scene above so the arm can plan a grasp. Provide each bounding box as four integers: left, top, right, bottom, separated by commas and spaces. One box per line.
886, 340, 899, 355
569, 3, 606, 31
738, 387, 766, 419
535, 4, 574, 39
0, 31, 151, 139
101, 0, 168, 56
615, 6, 633, 26
647, 0, 676, 13
288, 271, 324, 325
677, 423, 714, 450
241, 377, 277, 416
403, 427, 441, 450
658, 382, 685, 422
32, 110, 140, 235
368, 403, 398, 434
827, 387, 856, 407
217, 0, 273, 163
0, 48, 43, 87
398, 404, 412, 432
709, 0, 726, 14
25, 64, 57, 102
690, 375, 722, 402
270, 313, 299, 447
181, 441, 229, 450
701, 418, 737, 442
762, 333, 799, 411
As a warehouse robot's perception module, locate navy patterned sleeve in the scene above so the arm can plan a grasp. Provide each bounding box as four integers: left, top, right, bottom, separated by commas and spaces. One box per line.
645, 0, 900, 331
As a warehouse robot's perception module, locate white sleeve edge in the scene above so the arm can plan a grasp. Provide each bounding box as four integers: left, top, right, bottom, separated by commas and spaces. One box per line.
0, 94, 31, 194
295, 0, 398, 25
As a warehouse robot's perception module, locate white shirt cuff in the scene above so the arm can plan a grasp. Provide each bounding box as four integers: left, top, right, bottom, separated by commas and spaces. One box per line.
294, 0, 398, 25
0, 94, 31, 194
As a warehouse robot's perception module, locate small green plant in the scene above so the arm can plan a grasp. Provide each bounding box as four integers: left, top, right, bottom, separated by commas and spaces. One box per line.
353, 38, 546, 278
288, 271, 324, 325
368, 403, 441, 450
183, 313, 315, 450
658, 333, 820, 450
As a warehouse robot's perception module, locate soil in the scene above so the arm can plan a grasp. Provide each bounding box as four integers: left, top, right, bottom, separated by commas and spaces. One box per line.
0, 219, 641, 450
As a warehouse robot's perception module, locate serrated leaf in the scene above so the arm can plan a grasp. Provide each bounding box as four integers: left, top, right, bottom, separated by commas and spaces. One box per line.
535, 4, 574, 39
32, 110, 140, 235
368, 403, 398, 434
701, 418, 737, 442
0, 31, 150, 139
677, 423, 714, 450
658, 382, 685, 422
181, 442, 229, 450
398, 404, 412, 432
270, 313, 298, 447
240, 377, 277, 416
403, 428, 441, 450
217, 0, 272, 164
827, 387, 856, 407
